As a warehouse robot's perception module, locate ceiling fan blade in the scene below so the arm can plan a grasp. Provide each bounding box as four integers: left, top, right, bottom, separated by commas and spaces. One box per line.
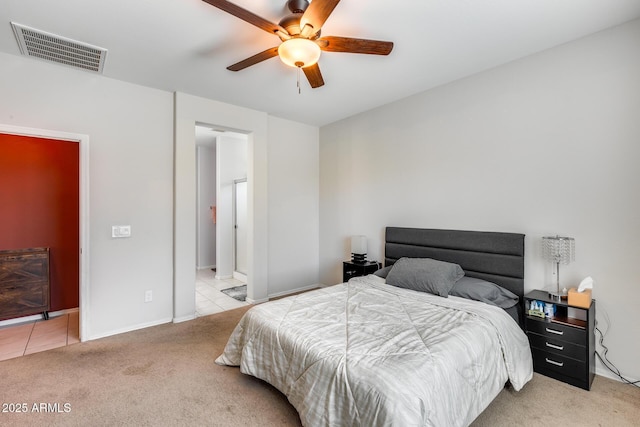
300, 0, 341, 38
302, 63, 325, 88
202, 0, 286, 35
227, 47, 280, 71
317, 36, 393, 55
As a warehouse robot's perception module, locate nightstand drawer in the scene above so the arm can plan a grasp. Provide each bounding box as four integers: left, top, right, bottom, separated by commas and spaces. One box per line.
526, 319, 586, 344
527, 332, 585, 361
531, 348, 586, 380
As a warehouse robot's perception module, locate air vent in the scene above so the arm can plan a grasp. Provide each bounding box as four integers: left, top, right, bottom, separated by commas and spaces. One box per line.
11, 22, 107, 73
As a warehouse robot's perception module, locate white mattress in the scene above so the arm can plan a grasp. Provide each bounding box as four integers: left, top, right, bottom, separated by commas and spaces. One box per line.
216, 275, 533, 426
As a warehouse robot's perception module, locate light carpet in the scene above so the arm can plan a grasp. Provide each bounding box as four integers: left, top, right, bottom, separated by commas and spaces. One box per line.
0, 305, 638, 426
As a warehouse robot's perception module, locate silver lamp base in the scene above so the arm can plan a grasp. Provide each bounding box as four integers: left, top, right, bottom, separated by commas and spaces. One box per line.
548, 291, 563, 301
548, 288, 568, 301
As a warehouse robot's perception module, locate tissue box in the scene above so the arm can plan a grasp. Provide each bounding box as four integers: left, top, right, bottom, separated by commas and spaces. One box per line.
568, 287, 592, 308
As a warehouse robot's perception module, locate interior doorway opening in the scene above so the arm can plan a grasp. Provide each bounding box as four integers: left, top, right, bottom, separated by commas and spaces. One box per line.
174, 92, 269, 323
0, 123, 89, 342
194, 124, 249, 316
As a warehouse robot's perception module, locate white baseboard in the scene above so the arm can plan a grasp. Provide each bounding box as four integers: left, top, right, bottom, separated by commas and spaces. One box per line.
0, 307, 79, 329
173, 314, 197, 323
86, 317, 173, 341
245, 284, 322, 305
268, 283, 323, 300
596, 365, 638, 384
197, 265, 216, 270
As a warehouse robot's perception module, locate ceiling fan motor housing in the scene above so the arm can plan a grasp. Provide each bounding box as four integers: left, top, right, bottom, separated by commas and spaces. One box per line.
287, 0, 309, 14
279, 14, 303, 37
278, 12, 320, 40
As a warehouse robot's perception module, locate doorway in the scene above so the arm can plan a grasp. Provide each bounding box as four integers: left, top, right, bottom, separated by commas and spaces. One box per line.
0, 124, 89, 341
194, 125, 249, 316
174, 91, 269, 322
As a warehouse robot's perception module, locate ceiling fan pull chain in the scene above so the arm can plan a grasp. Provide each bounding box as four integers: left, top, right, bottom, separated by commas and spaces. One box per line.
296, 65, 301, 94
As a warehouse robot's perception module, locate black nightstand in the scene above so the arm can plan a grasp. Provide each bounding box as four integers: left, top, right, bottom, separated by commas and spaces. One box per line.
524, 290, 595, 390
343, 260, 380, 282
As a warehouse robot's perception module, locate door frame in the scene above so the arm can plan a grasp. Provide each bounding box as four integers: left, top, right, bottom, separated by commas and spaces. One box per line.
0, 123, 90, 341
233, 178, 247, 278
174, 92, 269, 323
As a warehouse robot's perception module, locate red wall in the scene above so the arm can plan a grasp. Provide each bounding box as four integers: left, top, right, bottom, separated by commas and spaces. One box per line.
0, 133, 80, 313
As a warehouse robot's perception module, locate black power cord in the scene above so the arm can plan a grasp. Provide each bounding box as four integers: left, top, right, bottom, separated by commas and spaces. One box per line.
595, 322, 639, 388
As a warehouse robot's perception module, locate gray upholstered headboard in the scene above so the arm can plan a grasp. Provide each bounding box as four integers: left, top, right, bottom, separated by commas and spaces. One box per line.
385, 227, 525, 302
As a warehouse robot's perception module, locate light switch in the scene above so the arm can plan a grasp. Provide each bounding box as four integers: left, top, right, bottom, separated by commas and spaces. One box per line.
112, 225, 132, 238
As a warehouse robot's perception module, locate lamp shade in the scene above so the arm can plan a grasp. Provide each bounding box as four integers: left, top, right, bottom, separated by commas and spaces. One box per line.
278, 38, 321, 68
542, 235, 575, 264
350, 235, 367, 255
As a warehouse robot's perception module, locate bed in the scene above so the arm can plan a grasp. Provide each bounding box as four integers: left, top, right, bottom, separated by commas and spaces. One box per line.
216, 227, 533, 426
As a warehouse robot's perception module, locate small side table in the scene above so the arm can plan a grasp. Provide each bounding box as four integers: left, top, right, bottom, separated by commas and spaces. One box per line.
343, 260, 380, 282
524, 290, 595, 390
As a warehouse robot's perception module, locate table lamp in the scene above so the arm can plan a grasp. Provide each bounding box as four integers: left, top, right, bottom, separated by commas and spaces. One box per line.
351, 235, 367, 264
542, 235, 575, 300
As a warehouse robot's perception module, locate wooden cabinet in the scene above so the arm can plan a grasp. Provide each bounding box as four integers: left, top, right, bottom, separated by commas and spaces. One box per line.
524, 290, 595, 390
0, 248, 50, 321
343, 260, 379, 283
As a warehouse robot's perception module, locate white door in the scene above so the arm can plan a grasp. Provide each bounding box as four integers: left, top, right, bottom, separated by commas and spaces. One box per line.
233, 179, 247, 275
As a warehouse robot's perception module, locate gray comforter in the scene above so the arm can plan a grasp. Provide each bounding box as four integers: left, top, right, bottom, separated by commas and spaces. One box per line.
216, 275, 533, 426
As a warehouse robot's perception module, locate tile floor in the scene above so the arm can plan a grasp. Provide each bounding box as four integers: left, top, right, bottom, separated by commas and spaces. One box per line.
0, 271, 246, 362
0, 311, 79, 362
196, 268, 250, 316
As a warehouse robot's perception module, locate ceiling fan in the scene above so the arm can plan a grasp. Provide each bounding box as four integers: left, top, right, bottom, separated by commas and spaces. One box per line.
202, 0, 394, 89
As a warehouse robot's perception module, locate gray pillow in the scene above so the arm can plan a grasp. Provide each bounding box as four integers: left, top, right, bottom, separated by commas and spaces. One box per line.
373, 265, 392, 278
449, 276, 519, 309
386, 257, 464, 297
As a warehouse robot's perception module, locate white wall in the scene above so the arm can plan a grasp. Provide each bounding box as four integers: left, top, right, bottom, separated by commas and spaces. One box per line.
174, 92, 269, 310
268, 117, 320, 296
0, 55, 322, 336
174, 93, 320, 310
196, 144, 216, 269
216, 135, 247, 279
0, 52, 321, 337
319, 19, 640, 381
0, 52, 174, 339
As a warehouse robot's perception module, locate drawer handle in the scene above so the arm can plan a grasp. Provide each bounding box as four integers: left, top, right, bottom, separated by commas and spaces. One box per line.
545, 342, 564, 351
545, 358, 564, 367
545, 327, 564, 336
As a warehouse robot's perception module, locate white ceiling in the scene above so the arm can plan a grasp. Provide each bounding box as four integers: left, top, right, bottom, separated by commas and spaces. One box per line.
2, 0, 640, 127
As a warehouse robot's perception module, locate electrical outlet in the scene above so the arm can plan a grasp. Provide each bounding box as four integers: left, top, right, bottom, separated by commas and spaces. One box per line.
144, 290, 153, 303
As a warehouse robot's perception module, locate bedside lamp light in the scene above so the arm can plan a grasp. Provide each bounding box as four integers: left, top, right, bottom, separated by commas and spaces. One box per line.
351, 235, 367, 264
542, 235, 575, 301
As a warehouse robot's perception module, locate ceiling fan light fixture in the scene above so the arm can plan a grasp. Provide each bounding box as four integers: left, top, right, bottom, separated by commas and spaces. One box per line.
278, 38, 321, 68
